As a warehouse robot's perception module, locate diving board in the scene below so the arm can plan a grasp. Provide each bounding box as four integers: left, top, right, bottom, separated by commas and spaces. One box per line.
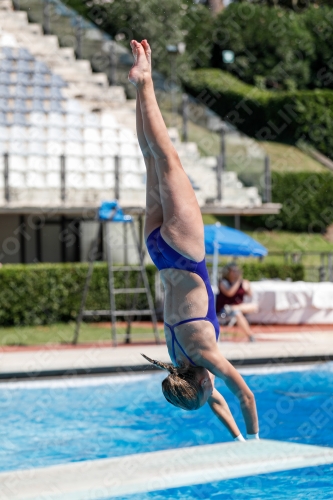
1, 440, 333, 499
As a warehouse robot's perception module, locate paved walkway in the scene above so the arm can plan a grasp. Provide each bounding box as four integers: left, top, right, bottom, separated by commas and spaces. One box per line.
0, 330, 333, 378
1, 440, 333, 499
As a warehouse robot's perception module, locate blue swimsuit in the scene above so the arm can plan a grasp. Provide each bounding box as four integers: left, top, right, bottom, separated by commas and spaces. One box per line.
146, 227, 220, 366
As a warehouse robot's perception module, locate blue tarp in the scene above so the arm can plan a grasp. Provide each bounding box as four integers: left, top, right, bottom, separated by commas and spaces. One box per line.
98, 201, 132, 222
204, 223, 267, 257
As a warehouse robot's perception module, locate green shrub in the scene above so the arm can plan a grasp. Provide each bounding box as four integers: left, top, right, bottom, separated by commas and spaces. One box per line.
246, 171, 333, 232
0, 263, 156, 327
0, 261, 304, 327
241, 262, 304, 281
182, 68, 333, 157
209, 261, 304, 281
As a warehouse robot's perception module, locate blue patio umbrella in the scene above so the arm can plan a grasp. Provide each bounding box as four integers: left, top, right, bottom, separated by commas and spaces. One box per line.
204, 222, 268, 257
204, 222, 267, 292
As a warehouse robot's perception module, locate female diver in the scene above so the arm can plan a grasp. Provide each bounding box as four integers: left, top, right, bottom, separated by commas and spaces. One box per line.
129, 40, 259, 441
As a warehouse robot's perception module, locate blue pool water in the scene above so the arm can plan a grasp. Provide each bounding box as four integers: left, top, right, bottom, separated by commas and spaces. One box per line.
1, 364, 333, 498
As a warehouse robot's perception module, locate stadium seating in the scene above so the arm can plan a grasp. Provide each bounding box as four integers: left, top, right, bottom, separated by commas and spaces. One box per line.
0, 3, 261, 211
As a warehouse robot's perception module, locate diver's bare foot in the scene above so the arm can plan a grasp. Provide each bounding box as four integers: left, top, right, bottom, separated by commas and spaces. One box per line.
141, 39, 152, 70
128, 40, 151, 87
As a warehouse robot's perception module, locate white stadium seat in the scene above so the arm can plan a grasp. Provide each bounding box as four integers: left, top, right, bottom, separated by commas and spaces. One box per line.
66, 156, 84, 172
46, 141, 64, 156
66, 100, 82, 114
83, 127, 100, 143
64, 141, 83, 156
102, 156, 115, 171
101, 142, 118, 156
10, 155, 27, 172
9, 171, 25, 188
85, 157, 102, 172
119, 144, 137, 156
103, 172, 115, 188
84, 113, 101, 128
46, 171, 61, 188
66, 171, 84, 188
27, 155, 46, 172
65, 113, 82, 128
84, 142, 101, 156
26, 171, 46, 188
101, 113, 117, 129
9, 125, 26, 140
86, 172, 104, 189
28, 126, 46, 141
122, 173, 143, 189
46, 127, 64, 141
0, 126, 8, 140
48, 112, 64, 127
29, 112, 47, 126
8, 140, 27, 155
0, 141, 7, 154
66, 127, 82, 141
45, 155, 60, 172
28, 141, 46, 155
119, 128, 136, 144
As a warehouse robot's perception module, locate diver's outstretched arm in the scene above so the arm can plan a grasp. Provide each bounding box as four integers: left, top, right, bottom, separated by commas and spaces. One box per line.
208, 389, 242, 439
203, 354, 259, 435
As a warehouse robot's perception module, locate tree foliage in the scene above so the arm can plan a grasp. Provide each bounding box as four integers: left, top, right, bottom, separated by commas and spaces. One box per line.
212, 4, 315, 90
63, 0, 213, 77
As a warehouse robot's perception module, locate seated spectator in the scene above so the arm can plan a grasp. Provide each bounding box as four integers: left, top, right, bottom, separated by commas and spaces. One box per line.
216, 262, 258, 342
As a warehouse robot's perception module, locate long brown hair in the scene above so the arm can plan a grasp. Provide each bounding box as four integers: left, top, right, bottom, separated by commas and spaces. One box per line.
141, 354, 203, 411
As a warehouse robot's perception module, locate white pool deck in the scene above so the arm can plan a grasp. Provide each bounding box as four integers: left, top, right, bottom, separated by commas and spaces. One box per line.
1, 440, 333, 499
0, 331, 333, 378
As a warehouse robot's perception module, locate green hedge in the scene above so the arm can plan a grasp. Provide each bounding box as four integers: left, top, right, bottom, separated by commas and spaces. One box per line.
211, 262, 304, 282
0, 263, 156, 327
182, 68, 333, 158
0, 262, 304, 327
245, 171, 333, 232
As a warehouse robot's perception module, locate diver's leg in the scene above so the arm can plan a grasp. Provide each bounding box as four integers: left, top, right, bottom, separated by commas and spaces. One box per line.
129, 40, 204, 262
136, 91, 163, 238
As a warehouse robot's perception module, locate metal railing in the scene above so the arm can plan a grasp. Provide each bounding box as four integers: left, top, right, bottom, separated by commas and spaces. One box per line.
268, 251, 333, 282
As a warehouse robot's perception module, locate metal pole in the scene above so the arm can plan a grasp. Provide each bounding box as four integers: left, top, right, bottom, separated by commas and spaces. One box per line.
105, 222, 118, 346
115, 155, 120, 200
329, 253, 333, 282
73, 224, 102, 345
109, 41, 117, 85
217, 127, 225, 202
19, 214, 26, 264
170, 54, 177, 126
43, 0, 50, 35
234, 214, 240, 230
264, 155, 271, 203
4, 153, 9, 203
60, 155, 66, 202
130, 221, 160, 344
76, 16, 82, 60
182, 94, 188, 142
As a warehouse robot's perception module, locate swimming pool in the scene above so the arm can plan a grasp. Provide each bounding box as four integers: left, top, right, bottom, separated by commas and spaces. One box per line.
1, 363, 333, 498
